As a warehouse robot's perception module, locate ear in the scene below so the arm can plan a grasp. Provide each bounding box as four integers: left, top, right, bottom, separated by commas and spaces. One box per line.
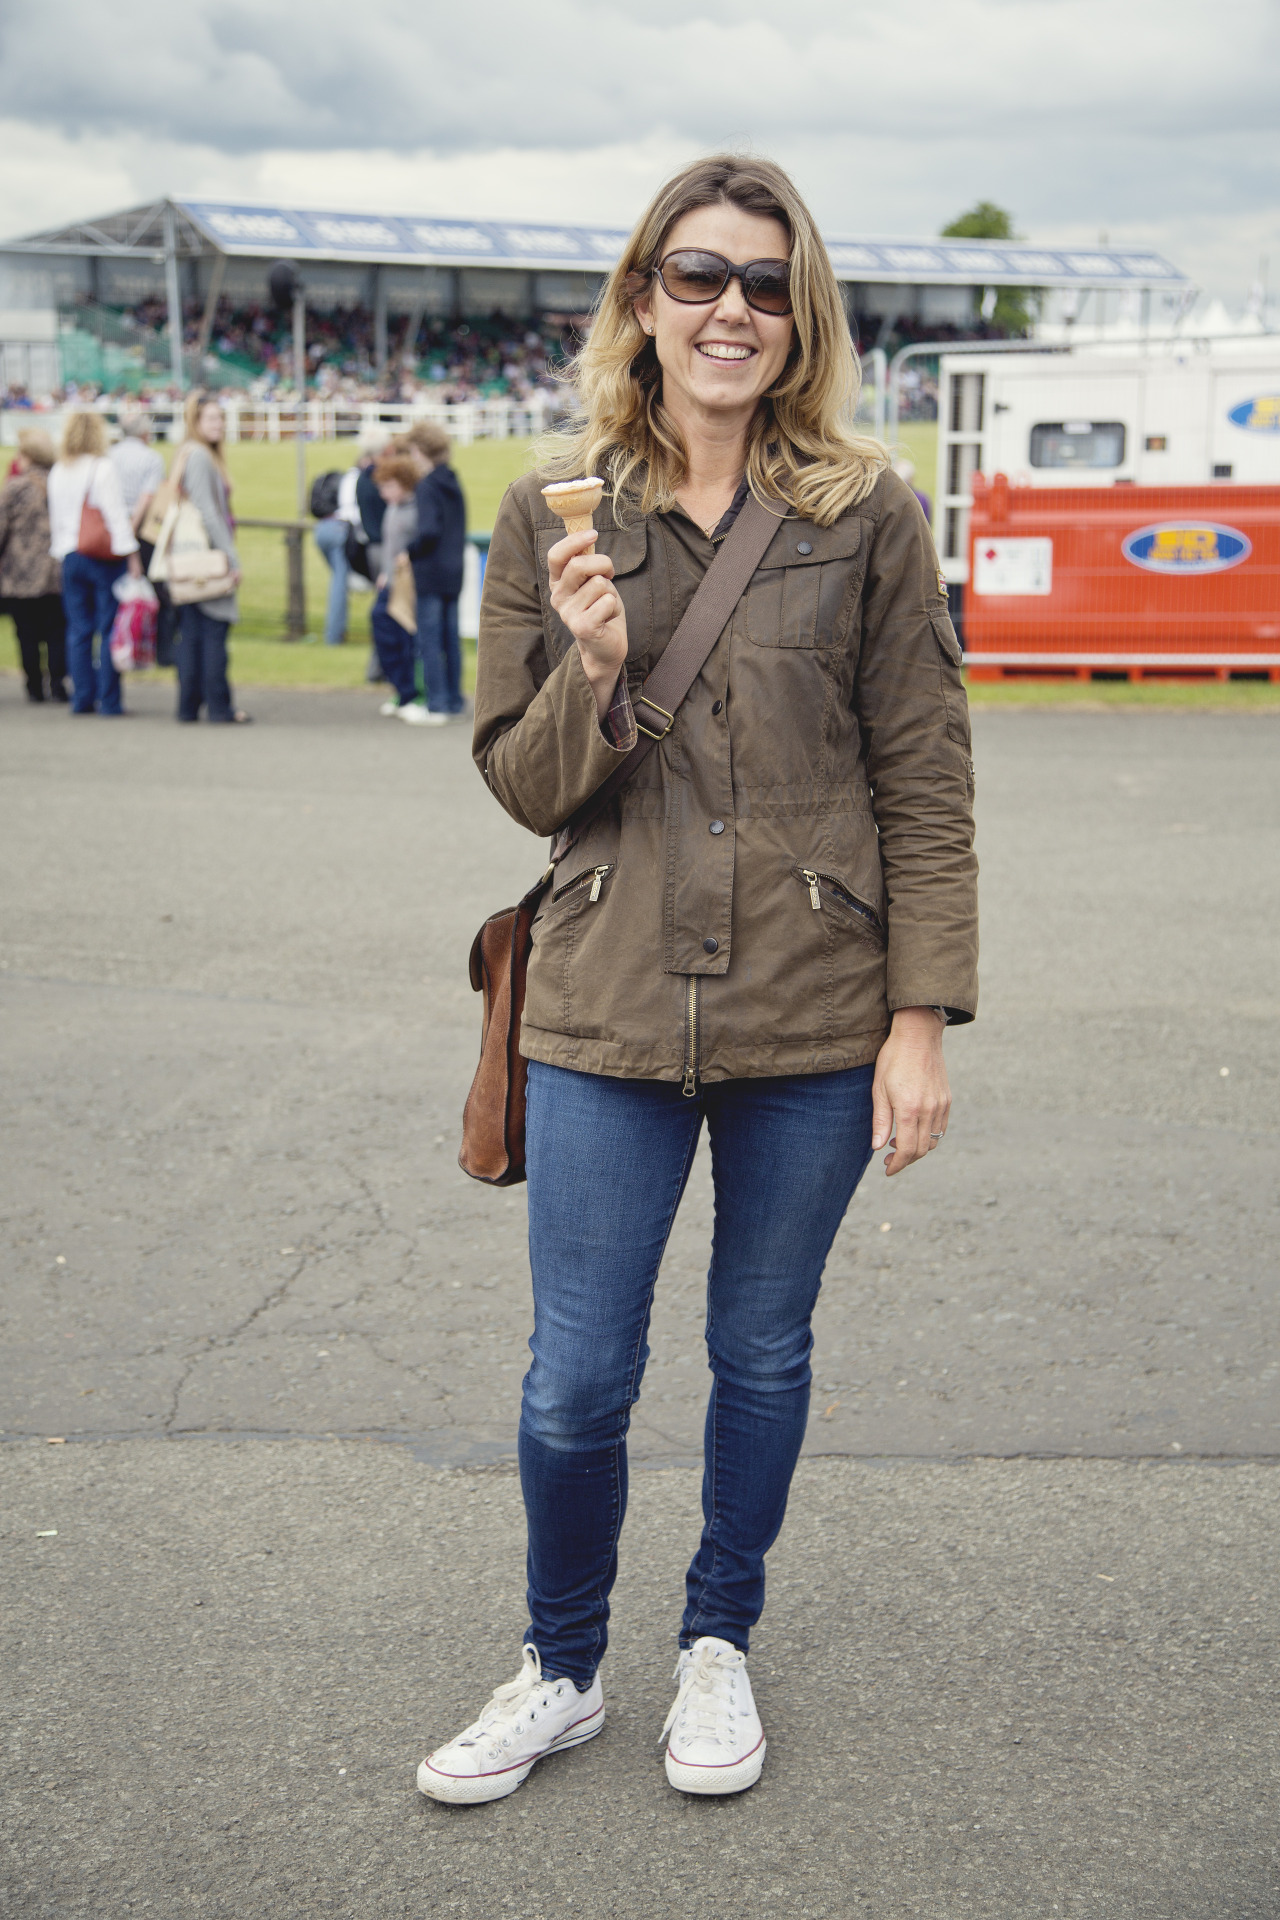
631, 291, 655, 337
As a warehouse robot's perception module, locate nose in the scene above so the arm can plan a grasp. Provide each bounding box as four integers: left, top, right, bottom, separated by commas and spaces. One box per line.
712, 275, 752, 326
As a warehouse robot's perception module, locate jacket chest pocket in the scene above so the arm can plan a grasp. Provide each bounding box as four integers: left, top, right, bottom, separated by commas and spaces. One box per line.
746, 518, 864, 649
536, 522, 651, 663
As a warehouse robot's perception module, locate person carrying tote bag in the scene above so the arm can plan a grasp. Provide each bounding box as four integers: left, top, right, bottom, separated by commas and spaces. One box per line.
46, 411, 142, 715
416, 155, 978, 1809
165, 392, 250, 725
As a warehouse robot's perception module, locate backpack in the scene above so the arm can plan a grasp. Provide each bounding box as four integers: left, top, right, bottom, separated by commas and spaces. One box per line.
344, 523, 374, 580
309, 471, 342, 519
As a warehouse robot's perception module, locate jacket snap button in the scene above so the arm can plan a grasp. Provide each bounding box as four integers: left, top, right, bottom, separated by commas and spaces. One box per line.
796, 540, 813, 555
709, 819, 725, 835
711, 700, 723, 715
703, 937, 719, 954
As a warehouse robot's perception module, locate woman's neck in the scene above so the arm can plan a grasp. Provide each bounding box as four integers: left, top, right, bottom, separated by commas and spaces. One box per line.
667, 395, 753, 533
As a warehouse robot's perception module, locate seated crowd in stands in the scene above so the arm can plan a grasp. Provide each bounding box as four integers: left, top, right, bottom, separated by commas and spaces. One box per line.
2, 298, 1012, 418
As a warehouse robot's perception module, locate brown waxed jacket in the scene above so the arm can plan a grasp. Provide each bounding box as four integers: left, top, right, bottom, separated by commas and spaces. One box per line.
473, 465, 978, 1088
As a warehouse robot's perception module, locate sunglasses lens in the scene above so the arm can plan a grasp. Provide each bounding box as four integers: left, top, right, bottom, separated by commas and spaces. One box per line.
744, 262, 792, 314
660, 251, 728, 303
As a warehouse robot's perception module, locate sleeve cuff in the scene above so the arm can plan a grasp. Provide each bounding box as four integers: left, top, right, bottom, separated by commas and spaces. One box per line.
601, 674, 638, 751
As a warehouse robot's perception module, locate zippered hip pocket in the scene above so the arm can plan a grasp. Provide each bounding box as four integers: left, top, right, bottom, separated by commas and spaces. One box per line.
551, 862, 615, 908
794, 865, 886, 947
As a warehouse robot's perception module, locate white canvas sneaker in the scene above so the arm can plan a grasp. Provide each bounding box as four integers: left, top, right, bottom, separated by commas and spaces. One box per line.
662, 1636, 766, 1795
399, 703, 449, 727
417, 1644, 604, 1806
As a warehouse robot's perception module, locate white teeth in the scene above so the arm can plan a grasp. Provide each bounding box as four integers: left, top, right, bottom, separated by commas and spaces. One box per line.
697, 343, 753, 361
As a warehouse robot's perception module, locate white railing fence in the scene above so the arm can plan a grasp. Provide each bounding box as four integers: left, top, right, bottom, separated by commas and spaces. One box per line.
1, 395, 562, 448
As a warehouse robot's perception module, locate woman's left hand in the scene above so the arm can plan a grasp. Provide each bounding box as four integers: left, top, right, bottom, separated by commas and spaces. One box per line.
871, 1007, 951, 1176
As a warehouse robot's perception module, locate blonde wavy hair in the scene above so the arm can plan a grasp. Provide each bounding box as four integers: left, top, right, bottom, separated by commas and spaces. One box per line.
183, 390, 231, 482
540, 154, 888, 527
59, 411, 109, 461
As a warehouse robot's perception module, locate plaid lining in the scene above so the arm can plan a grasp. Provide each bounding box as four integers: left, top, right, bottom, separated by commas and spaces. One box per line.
602, 673, 638, 751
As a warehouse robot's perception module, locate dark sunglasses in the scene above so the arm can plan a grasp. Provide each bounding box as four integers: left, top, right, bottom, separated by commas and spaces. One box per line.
654, 249, 793, 316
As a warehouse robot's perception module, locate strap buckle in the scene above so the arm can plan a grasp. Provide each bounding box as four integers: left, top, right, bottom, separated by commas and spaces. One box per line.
634, 695, 675, 741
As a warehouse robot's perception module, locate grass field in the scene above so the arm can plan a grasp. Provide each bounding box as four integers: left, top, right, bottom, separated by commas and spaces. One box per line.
7, 423, 1278, 707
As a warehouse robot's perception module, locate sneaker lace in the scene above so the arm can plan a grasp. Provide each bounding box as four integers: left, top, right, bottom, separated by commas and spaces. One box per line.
458, 1645, 564, 1760
661, 1642, 746, 1748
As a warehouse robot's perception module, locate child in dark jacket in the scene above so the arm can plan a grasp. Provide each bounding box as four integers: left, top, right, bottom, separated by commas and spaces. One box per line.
405, 421, 467, 718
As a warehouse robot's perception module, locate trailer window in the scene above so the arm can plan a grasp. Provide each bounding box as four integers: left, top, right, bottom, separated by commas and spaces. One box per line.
1029, 421, 1126, 468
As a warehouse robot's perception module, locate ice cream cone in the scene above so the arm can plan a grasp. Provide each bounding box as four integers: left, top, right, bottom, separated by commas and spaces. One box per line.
541, 476, 605, 534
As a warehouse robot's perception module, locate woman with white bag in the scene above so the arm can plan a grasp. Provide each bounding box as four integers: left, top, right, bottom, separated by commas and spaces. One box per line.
160, 393, 250, 725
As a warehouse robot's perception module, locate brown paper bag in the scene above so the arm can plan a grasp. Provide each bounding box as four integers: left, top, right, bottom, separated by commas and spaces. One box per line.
388, 554, 417, 633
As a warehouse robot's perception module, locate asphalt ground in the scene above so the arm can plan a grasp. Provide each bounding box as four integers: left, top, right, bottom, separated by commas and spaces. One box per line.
2, 676, 1278, 1917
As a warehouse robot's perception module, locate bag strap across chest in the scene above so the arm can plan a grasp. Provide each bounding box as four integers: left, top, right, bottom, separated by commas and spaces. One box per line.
553, 490, 779, 858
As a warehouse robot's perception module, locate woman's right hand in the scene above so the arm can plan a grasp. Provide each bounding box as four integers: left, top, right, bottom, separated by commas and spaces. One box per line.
548, 529, 628, 721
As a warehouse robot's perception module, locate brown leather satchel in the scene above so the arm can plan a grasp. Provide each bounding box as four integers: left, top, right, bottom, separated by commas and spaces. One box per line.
459, 491, 779, 1185
77, 462, 115, 561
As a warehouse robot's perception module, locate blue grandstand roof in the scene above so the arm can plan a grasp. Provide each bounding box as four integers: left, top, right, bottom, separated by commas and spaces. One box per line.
2, 198, 1188, 290
177, 202, 1188, 289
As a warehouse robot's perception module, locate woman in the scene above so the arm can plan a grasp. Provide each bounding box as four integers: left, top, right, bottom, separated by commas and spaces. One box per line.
418, 157, 977, 1804
175, 392, 249, 724
47, 411, 141, 715
0, 428, 67, 702
367, 452, 420, 715
404, 419, 467, 720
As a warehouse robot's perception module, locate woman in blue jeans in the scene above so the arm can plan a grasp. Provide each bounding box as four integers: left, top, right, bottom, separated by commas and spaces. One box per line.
418, 157, 978, 1805
172, 393, 250, 725
46, 410, 143, 714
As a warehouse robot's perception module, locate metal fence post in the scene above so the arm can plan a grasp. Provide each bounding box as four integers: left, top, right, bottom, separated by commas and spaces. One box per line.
285, 525, 306, 639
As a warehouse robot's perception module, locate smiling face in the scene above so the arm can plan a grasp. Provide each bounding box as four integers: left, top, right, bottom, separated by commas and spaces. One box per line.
633, 202, 795, 429
196, 402, 224, 447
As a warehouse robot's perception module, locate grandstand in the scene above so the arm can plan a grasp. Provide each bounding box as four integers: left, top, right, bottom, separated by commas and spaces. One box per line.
0, 197, 1189, 408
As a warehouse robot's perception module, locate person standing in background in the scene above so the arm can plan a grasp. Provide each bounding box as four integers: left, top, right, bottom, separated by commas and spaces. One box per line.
47, 411, 141, 716
368, 452, 420, 716
356, 428, 392, 685
313, 444, 372, 647
0, 428, 67, 702
175, 391, 250, 725
354, 426, 390, 571
110, 411, 176, 667
405, 421, 467, 719
891, 455, 932, 527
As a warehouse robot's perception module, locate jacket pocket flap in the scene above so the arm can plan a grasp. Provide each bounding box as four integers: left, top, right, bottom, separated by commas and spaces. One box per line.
756, 518, 863, 570
536, 523, 648, 578
931, 610, 963, 665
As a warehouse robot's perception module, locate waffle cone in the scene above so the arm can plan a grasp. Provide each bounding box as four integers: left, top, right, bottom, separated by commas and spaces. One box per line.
541, 476, 604, 534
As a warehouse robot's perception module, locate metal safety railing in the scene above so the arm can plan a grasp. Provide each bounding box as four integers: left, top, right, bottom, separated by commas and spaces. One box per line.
235, 522, 494, 641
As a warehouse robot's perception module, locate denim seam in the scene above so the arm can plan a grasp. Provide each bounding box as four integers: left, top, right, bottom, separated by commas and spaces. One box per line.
582, 1101, 702, 1672
686, 1370, 722, 1643
688, 1125, 726, 1643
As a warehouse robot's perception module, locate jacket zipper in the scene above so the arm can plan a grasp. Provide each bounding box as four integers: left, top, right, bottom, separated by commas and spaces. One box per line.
681, 975, 701, 1098
799, 868, 885, 938
552, 862, 613, 905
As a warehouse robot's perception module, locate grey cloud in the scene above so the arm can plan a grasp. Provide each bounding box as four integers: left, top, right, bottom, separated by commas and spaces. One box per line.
3, 0, 1278, 159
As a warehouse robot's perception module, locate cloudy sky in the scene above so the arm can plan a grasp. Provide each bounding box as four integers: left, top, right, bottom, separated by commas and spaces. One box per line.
1, 0, 1276, 306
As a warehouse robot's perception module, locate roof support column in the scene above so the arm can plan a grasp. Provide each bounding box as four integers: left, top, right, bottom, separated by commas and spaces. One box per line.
194, 250, 227, 369
163, 202, 185, 393
373, 267, 387, 374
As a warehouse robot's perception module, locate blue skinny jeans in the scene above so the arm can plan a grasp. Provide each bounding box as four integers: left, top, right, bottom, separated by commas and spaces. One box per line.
416, 591, 463, 713
313, 516, 350, 646
520, 1059, 875, 1688
369, 587, 417, 705
62, 550, 126, 714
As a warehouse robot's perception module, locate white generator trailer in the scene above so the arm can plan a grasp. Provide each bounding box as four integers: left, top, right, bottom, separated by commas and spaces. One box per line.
935, 343, 1280, 589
